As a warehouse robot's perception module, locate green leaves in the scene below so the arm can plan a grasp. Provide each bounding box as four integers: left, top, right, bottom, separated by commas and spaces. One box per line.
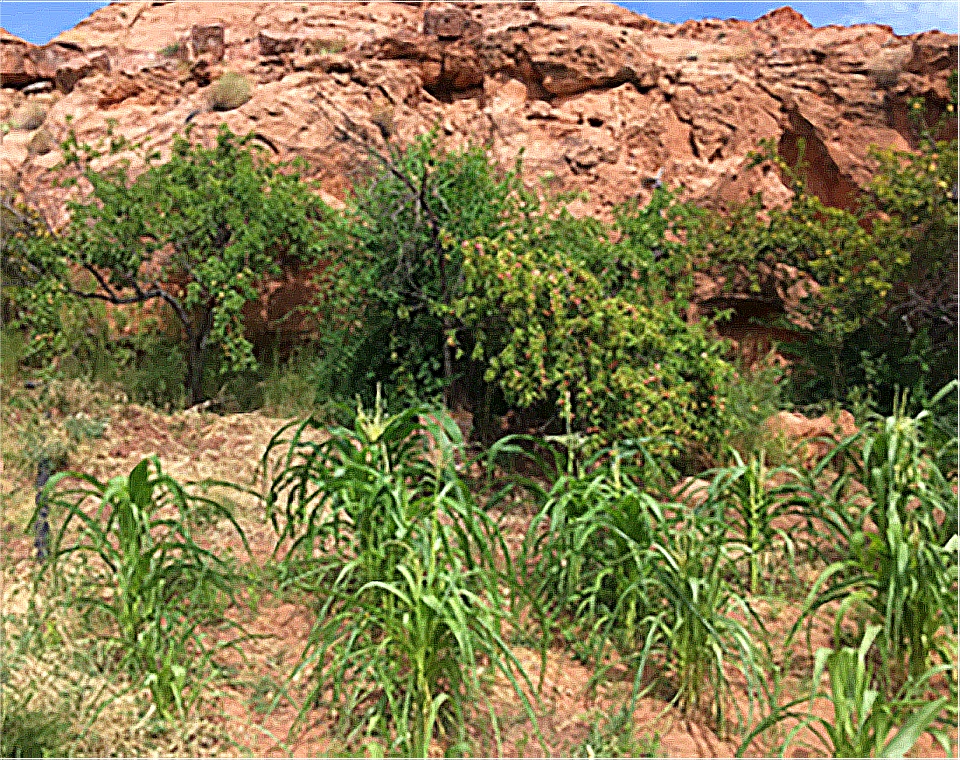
35, 457, 250, 723
739, 625, 954, 757
518, 440, 768, 737
259, 399, 543, 755
691, 85, 958, 416
13, 126, 328, 405
457, 233, 732, 459
801, 388, 958, 686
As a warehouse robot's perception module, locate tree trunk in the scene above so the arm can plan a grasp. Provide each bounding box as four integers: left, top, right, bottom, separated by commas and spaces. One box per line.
185, 328, 204, 407
184, 305, 214, 407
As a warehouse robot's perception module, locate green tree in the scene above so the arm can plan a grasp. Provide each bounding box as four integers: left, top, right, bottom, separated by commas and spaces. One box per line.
10, 126, 327, 405
321, 128, 538, 410
321, 127, 732, 458
682, 73, 957, 419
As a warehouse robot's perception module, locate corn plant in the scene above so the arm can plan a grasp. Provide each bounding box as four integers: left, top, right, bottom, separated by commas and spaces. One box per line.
520, 440, 769, 737
738, 625, 954, 757
699, 450, 807, 595
33, 457, 251, 723
517, 439, 664, 662
798, 383, 958, 686
261, 397, 544, 756
645, 504, 769, 734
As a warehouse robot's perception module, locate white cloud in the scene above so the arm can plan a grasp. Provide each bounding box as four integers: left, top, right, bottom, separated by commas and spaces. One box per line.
916, 0, 960, 32
840, 0, 958, 33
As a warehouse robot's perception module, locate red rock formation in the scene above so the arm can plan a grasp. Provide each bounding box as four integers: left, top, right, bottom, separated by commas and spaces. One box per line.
1, 3, 955, 351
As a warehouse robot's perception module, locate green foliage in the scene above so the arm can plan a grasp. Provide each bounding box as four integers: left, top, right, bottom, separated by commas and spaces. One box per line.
2, 195, 54, 313
0, 694, 71, 758
714, 363, 790, 461
324, 135, 732, 459
322, 131, 534, 407
456, 231, 733, 459
739, 625, 954, 757
519, 442, 767, 736
207, 72, 252, 111
260, 397, 543, 755
692, 76, 958, 421
300, 38, 347, 55
571, 706, 661, 758
700, 450, 806, 595
14, 126, 326, 405
35, 457, 252, 722
610, 185, 708, 301
157, 42, 184, 58
797, 384, 958, 687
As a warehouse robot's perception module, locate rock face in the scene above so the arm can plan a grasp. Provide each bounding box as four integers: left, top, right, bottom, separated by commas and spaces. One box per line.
1, 3, 956, 350
765, 409, 858, 465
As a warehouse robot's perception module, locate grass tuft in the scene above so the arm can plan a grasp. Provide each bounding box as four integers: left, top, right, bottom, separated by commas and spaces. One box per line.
207, 72, 252, 111
9, 102, 47, 131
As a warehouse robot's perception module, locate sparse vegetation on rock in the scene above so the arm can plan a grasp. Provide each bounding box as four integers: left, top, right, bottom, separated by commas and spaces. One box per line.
206, 71, 252, 111
8, 101, 46, 131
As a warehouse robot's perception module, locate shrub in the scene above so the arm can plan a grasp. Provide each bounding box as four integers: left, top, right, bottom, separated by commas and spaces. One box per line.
690, 75, 958, 423
318, 131, 536, 409
323, 134, 731, 460
9, 102, 47, 131
157, 41, 185, 58
455, 230, 733, 461
207, 71, 252, 111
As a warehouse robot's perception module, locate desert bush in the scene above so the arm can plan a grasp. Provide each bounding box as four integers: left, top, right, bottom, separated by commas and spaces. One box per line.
0, 698, 71, 758
455, 231, 733, 460
9, 101, 47, 131
320, 133, 733, 458
690, 74, 958, 426
157, 41, 185, 58
207, 71, 252, 111
2, 194, 53, 304
317, 131, 537, 410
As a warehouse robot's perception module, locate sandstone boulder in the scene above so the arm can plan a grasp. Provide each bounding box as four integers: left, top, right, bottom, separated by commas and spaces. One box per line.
765, 410, 858, 466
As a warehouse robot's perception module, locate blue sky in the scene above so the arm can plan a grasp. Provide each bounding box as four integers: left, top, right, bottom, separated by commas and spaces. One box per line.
0, 0, 957, 45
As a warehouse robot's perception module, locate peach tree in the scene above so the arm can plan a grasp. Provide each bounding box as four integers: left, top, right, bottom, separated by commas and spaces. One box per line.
9, 126, 326, 406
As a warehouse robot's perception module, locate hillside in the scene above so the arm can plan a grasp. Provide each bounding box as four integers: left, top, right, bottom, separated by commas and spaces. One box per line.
1, 1, 956, 221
